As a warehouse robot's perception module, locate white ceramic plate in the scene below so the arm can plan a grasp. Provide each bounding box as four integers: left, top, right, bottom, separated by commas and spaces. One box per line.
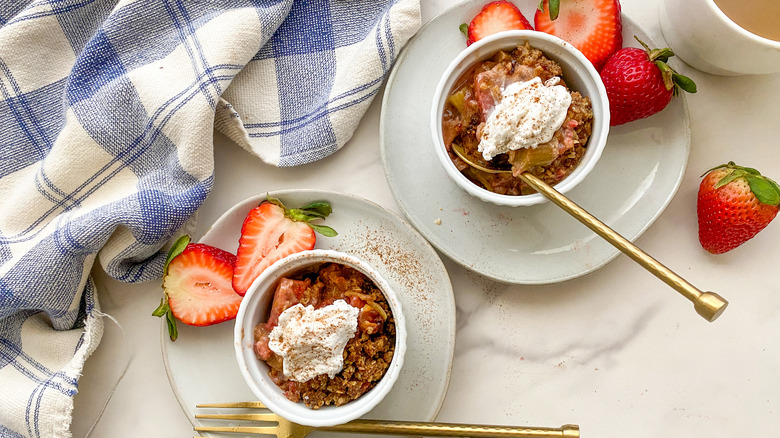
380, 1, 690, 284
162, 190, 456, 436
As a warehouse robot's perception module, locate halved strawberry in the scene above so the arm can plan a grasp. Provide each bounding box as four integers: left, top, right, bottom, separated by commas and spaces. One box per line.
463, 1, 533, 46
534, 0, 622, 70
153, 236, 242, 341
232, 197, 337, 296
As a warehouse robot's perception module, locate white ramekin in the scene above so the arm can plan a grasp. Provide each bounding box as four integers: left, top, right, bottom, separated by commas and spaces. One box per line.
431, 30, 610, 207
234, 249, 406, 427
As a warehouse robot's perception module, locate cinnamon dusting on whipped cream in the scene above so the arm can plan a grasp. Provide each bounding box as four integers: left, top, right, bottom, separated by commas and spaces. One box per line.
268, 300, 358, 382
479, 76, 572, 160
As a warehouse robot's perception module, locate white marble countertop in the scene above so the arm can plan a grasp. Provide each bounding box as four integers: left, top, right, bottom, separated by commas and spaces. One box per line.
71, 0, 780, 436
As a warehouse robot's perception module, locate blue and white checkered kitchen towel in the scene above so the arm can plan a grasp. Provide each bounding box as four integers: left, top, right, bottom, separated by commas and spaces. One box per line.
0, 1, 420, 436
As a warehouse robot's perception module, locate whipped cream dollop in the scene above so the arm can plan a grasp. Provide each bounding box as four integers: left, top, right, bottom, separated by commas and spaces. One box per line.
478, 76, 572, 161
268, 300, 359, 382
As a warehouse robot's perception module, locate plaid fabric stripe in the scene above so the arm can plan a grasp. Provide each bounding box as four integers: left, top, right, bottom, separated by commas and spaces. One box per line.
0, 0, 420, 436
218, 0, 420, 166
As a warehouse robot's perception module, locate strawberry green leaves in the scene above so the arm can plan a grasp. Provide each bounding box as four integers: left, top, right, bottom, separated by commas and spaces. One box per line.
538, 0, 560, 20
163, 234, 190, 274
671, 74, 697, 95
635, 36, 696, 95
708, 162, 780, 206
698, 162, 780, 254
152, 298, 179, 341
266, 196, 337, 237
748, 176, 780, 206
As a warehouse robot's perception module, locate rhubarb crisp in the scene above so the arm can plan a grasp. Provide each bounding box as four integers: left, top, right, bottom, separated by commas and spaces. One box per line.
441, 42, 594, 195
252, 262, 395, 409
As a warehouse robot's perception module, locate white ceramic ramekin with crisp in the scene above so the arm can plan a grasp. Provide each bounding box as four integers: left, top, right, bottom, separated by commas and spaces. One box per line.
431, 30, 610, 207
233, 249, 407, 427
659, 0, 780, 75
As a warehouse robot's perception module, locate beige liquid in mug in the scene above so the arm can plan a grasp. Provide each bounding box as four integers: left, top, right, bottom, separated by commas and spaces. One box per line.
713, 0, 780, 41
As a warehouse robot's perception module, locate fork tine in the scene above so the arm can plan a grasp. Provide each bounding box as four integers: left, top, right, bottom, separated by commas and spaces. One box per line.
194, 425, 277, 435
196, 401, 267, 409
196, 413, 279, 422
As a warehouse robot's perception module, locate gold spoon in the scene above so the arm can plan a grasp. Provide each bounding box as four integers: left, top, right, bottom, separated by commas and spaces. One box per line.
451, 143, 728, 322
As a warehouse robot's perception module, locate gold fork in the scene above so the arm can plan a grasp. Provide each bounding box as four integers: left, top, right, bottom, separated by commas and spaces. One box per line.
194, 402, 579, 437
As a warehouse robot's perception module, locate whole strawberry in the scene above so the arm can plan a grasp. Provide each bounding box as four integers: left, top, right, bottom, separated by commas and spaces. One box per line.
697, 162, 780, 254
600, 36, 696, 126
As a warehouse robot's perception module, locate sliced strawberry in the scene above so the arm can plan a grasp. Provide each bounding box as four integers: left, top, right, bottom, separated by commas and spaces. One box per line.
465, 1, 533, 46
232, 197, 336, 296
153, 236, 242, 341
535, 0, 622, 70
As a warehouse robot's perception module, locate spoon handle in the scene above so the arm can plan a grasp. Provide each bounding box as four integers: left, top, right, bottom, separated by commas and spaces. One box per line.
324, 420, 579, 437
519, 172, 727, 322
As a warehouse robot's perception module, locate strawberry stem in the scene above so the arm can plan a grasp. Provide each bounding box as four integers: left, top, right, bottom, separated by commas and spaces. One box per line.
633, 35, 697, 96
701, 161, 733, 176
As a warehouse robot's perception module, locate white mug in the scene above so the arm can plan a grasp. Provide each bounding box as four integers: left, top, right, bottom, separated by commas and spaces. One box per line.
659, 0, 780, 75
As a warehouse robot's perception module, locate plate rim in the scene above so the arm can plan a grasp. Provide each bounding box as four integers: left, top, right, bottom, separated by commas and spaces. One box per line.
161, 189, 457, 430
379, 1, 691, 285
